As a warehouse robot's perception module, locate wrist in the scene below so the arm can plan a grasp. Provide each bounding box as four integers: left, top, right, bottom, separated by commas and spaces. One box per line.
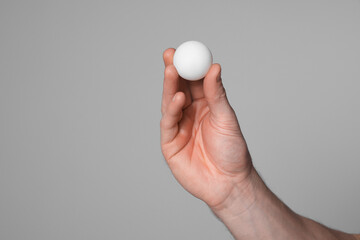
209, 167, 310, 239
209, 166, 261, 219
208, 168, 357, 240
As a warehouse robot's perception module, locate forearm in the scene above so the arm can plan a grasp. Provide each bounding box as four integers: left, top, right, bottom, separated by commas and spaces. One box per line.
210, 168, 357, 240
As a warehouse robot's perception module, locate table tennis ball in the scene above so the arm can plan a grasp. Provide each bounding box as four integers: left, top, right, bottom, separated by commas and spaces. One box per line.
173, 40, 213, 81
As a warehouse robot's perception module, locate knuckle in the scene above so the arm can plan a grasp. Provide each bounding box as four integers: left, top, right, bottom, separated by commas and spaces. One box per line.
164, 65, 177, 77
218, 86, 226, 98
217, 85, 227, 99
164, 65, 172, 75
161, 103, 166, 115
209, 86, 227, 103
160, 116, 172, 129
160, 117, 167, 128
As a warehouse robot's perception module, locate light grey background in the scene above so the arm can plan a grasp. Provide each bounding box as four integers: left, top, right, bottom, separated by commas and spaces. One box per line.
1, 0, 359, 239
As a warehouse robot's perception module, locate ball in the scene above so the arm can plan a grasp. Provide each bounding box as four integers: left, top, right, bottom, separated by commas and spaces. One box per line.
173, 40, 213, 81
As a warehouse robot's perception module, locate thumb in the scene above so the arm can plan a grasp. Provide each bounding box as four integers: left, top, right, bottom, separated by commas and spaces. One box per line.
203, 64, 234, 120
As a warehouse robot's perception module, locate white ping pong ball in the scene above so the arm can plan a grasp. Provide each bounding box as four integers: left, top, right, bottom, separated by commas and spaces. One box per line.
173, 40, 213, 81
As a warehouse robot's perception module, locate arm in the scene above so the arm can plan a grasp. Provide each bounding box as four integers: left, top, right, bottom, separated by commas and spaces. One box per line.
210, 167, 357, 240
160, 48, 359, 240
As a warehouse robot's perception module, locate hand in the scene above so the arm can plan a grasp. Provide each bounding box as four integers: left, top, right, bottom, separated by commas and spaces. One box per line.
160, 48, 253, 208
160, 48, 359, 240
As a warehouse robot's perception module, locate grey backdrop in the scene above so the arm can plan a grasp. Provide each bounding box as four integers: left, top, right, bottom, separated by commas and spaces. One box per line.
1, 0, 359, 239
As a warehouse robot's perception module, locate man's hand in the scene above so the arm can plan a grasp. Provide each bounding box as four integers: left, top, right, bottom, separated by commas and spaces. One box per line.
160, 48, 253, 208
160, 48, 359, 240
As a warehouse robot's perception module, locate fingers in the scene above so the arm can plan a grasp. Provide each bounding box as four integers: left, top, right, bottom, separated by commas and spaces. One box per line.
187, 79, 205, 101
203, 64, 234, 120
163, 47, 204, 102
163, 48, 175, 67
162, 48, 192, 114
162, 64, 180, 114
160, 91, 186, 145
162, 46, 180, 115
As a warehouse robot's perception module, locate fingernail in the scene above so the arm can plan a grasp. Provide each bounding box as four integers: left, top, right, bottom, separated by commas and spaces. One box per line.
172, 95, 176, 102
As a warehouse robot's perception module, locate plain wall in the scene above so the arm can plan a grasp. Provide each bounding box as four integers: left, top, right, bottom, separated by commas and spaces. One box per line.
0, 0, 359, 239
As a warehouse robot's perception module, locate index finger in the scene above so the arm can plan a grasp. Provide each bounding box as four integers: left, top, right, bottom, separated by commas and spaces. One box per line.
163, 48, 175, 67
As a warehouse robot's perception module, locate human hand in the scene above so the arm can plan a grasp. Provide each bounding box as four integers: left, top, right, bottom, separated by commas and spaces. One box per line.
160, 48, 360, 240
160, 48, 254, 209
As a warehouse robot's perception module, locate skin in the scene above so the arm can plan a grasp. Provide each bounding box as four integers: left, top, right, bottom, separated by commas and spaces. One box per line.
160, 48, 359, 240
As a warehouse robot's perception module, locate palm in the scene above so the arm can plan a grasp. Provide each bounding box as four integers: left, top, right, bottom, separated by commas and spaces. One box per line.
160, 48, 252, 207
163, 97, 251, 207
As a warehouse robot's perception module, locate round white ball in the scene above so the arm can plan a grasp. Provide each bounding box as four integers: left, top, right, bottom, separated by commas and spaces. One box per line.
173, 40, 213, 81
